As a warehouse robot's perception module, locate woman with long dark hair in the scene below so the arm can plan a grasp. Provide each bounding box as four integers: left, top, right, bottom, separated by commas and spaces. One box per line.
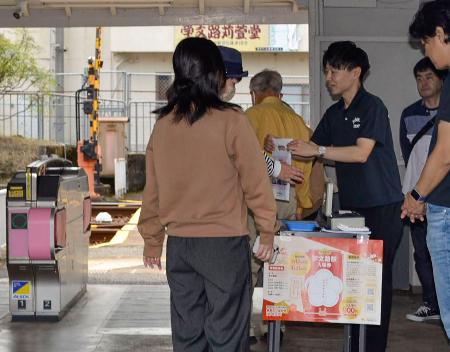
138, 37, 278, 351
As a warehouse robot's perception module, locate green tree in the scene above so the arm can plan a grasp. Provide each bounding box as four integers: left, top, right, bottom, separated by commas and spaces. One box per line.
0, 29, 52, 93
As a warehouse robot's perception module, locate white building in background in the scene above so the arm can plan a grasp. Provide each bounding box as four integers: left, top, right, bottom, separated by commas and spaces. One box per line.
0, 25, 310, 150
110, 25, 309, 116
1, 25, 310, 119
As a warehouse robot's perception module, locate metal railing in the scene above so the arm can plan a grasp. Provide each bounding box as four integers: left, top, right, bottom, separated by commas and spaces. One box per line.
126, 101, 310, 153
0, 92, 126, 145
128, 101, 158, 153
0, 72, 310, 153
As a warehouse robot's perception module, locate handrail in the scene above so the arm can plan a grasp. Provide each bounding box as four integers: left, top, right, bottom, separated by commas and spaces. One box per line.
27, 157, 72, 175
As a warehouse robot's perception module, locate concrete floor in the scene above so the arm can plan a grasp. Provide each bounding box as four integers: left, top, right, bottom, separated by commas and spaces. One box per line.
0, 283, 447, 352
0, 209, 448, 352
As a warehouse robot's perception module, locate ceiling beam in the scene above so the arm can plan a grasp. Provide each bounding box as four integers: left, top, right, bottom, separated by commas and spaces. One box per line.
40, 0, 172, 3
253, 0, 296, 6
244, 0, 250, 14
0, 5, 308, 27
22, 1, 30, 16
198, 0, 205, 15
41, 3, 172, 9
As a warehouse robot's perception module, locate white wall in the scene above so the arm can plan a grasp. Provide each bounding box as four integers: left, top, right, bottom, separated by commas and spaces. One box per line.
118, 51, 309, 99
309, 0, 423, 289
3, 26, 309, 102
111, 27, 175, 53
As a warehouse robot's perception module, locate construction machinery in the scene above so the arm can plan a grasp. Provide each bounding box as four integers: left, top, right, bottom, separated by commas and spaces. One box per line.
76, 27, 103, 198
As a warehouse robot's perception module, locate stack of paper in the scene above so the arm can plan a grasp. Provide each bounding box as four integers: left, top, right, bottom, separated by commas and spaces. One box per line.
336, 224, 371, 234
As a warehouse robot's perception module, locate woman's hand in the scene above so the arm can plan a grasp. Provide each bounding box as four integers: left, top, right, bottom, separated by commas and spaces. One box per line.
255, 243, 274, 262
143, 256, 162, 270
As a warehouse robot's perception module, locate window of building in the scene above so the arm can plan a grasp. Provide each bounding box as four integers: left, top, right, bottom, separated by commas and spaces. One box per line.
282, 83, 310, 125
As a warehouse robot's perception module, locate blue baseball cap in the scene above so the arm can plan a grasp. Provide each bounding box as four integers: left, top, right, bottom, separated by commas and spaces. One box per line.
218, 46, 248, 79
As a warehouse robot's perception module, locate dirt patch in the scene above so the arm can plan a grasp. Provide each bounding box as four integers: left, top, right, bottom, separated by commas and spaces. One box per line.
127, 153, 146, 192
0, 136, 64, 185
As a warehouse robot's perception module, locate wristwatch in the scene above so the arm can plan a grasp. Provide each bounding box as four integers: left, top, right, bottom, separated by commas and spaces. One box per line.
411, 188, 427, 202
318, 146, 327, 157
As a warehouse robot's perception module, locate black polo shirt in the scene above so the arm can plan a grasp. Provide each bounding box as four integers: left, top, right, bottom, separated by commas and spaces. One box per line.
427, 73, 450, 207
312, 87, 403, 209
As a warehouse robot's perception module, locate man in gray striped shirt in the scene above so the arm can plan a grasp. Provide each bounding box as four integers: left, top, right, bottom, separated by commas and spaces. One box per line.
399, 57, 446, 322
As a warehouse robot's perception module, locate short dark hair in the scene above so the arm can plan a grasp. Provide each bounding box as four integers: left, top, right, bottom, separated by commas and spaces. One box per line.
413, 57, 448, 80
322, 41, 370, 83
409, 0, 450, 41
154, 37, 240, 124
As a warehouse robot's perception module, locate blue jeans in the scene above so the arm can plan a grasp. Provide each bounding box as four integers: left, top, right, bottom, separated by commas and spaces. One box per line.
426, 203, 450, 338
410, 219, 439, 310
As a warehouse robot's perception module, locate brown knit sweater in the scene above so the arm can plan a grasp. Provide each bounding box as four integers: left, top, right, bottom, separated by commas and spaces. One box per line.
137, 108, 279, 258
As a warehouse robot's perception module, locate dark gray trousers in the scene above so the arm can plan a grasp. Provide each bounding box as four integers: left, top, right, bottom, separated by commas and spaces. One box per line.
166, 236, 252, 352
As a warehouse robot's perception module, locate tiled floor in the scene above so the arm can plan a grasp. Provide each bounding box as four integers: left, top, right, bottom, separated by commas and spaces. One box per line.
0, 282, 447, 352
0, 211, 448, 351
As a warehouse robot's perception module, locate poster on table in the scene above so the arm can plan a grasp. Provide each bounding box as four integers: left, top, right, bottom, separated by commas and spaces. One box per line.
263, 235, 383, 325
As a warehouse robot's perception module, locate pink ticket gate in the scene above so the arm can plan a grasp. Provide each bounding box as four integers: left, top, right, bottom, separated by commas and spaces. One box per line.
6, 157, 91, 320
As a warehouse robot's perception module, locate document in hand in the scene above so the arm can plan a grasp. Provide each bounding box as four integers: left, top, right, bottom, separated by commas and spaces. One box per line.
271, 138, 292, 201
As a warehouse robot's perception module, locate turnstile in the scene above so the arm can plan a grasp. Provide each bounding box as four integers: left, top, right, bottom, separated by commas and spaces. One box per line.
6, 157, 91, 319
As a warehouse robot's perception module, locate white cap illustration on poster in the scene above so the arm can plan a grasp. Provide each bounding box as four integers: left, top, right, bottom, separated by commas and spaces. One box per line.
305, 269, 343, 307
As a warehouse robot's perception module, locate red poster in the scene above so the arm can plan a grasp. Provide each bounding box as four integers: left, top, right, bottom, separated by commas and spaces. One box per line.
263, 235, 383, 325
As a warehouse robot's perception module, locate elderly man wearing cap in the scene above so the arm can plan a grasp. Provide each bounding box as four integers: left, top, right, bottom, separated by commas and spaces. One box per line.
218, 46, 304, 185
246, 69, 315, 343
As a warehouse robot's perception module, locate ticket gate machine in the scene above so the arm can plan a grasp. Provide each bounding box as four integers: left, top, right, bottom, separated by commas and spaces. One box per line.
6, 157, 91, 319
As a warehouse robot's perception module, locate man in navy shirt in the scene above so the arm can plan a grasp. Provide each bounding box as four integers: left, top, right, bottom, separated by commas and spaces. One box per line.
405, 0, 450, 339
400, 57, 445, 323
287, 41, 403, 352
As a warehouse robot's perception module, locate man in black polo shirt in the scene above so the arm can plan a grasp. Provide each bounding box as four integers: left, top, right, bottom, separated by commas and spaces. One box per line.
405, 0, 450, 339
287, 41, 404, 352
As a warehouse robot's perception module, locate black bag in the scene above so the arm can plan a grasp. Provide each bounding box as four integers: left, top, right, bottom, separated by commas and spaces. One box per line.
410, 116, 436, 149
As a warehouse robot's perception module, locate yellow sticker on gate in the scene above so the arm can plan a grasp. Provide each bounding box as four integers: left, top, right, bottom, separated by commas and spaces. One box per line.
12, 281, 32, 300
8, 186, 24, 198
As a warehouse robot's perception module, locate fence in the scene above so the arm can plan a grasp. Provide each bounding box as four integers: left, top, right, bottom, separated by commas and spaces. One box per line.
0, 92, 126, 145
128, 101, 158, 153
0, 72, 310, 153
124, 72, 310, 121
55, 72, 127, 102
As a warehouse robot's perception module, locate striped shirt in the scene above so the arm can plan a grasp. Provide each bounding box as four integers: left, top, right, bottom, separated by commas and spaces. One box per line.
399, 100, 437, 193
263, 151, 281, 178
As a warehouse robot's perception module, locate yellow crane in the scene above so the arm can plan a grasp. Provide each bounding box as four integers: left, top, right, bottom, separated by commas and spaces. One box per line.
76, 27, 103, 198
